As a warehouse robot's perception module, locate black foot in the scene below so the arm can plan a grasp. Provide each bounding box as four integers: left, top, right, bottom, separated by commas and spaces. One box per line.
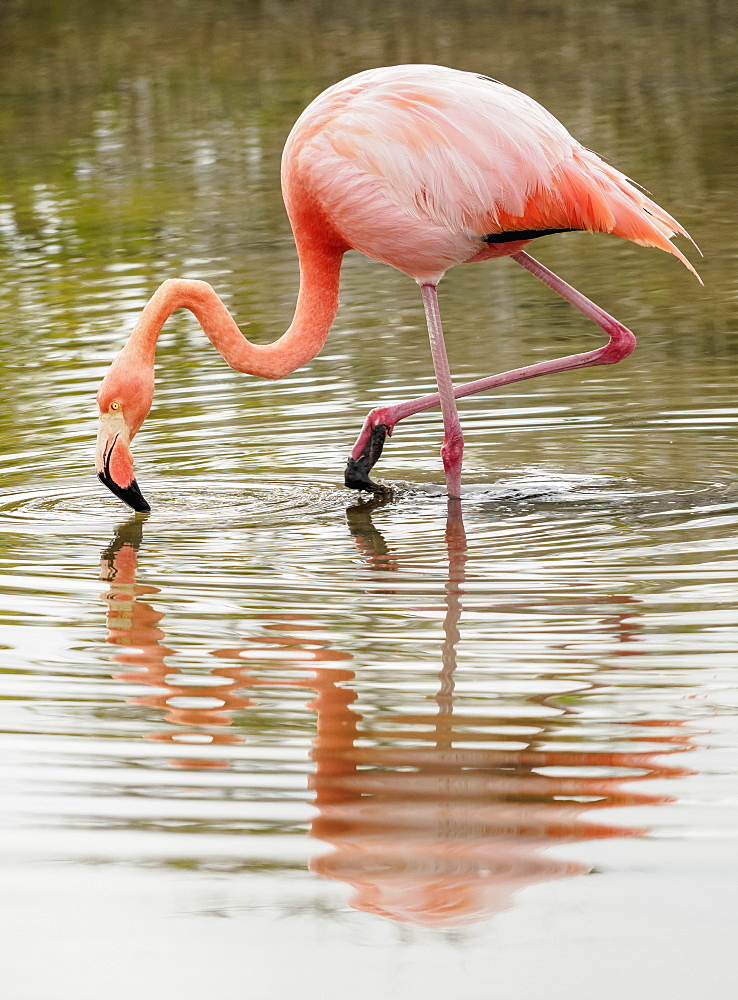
344, 423, 393, 493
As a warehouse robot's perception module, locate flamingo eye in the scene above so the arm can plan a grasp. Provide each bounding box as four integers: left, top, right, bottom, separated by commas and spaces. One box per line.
110, 401, 121, 412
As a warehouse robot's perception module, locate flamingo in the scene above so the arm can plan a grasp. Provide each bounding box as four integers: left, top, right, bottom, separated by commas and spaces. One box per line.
96, 64, 698, 511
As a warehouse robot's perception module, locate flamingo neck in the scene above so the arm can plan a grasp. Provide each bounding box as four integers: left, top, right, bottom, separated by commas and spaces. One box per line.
123, 243, 343, 380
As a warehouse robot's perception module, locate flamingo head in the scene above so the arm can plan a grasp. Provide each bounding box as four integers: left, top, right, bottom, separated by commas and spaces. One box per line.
96, 360, 154, 512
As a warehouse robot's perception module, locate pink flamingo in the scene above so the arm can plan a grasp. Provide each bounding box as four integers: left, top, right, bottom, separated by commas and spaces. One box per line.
96, 64, 698, 511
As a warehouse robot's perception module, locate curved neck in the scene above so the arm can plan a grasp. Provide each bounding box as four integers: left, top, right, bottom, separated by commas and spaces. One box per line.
125, 244, 343, 380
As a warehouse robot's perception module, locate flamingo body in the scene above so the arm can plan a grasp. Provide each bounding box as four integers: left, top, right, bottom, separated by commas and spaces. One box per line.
95, 64, 697, 511
282, 64, 695, 283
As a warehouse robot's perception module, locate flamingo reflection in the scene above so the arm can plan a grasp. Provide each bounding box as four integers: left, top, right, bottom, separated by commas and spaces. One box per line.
310, 498, 693, 925
100, 508, 695, 927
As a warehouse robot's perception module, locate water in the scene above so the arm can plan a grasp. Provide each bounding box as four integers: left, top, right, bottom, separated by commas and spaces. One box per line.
1, 2, 737, 997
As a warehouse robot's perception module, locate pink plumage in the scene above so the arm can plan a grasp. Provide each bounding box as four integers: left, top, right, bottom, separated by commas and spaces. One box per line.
96, 64, 698, 510
283, 64, 698, 283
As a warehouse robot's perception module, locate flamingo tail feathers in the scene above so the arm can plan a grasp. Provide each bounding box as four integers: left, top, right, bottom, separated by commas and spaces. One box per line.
557, 149, 702, 282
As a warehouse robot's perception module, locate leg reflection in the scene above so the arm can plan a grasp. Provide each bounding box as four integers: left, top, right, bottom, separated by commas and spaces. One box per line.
301, 499, 695, 925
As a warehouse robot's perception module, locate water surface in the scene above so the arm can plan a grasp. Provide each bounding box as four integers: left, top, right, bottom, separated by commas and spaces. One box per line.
1, 2, 737, 998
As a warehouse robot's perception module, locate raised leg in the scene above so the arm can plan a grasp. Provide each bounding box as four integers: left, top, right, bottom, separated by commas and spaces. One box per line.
344, 251, 636, 493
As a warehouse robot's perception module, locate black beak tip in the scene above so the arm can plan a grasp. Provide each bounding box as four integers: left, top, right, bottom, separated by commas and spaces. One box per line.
98, 472, 151, 513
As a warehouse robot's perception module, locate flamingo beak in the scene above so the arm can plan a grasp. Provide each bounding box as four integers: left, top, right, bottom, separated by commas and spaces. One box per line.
96, 413, 151, 513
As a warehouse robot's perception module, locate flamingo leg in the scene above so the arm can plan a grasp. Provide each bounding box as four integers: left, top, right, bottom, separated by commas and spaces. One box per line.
344, 251, 637, 494
421, 282, 464, 498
